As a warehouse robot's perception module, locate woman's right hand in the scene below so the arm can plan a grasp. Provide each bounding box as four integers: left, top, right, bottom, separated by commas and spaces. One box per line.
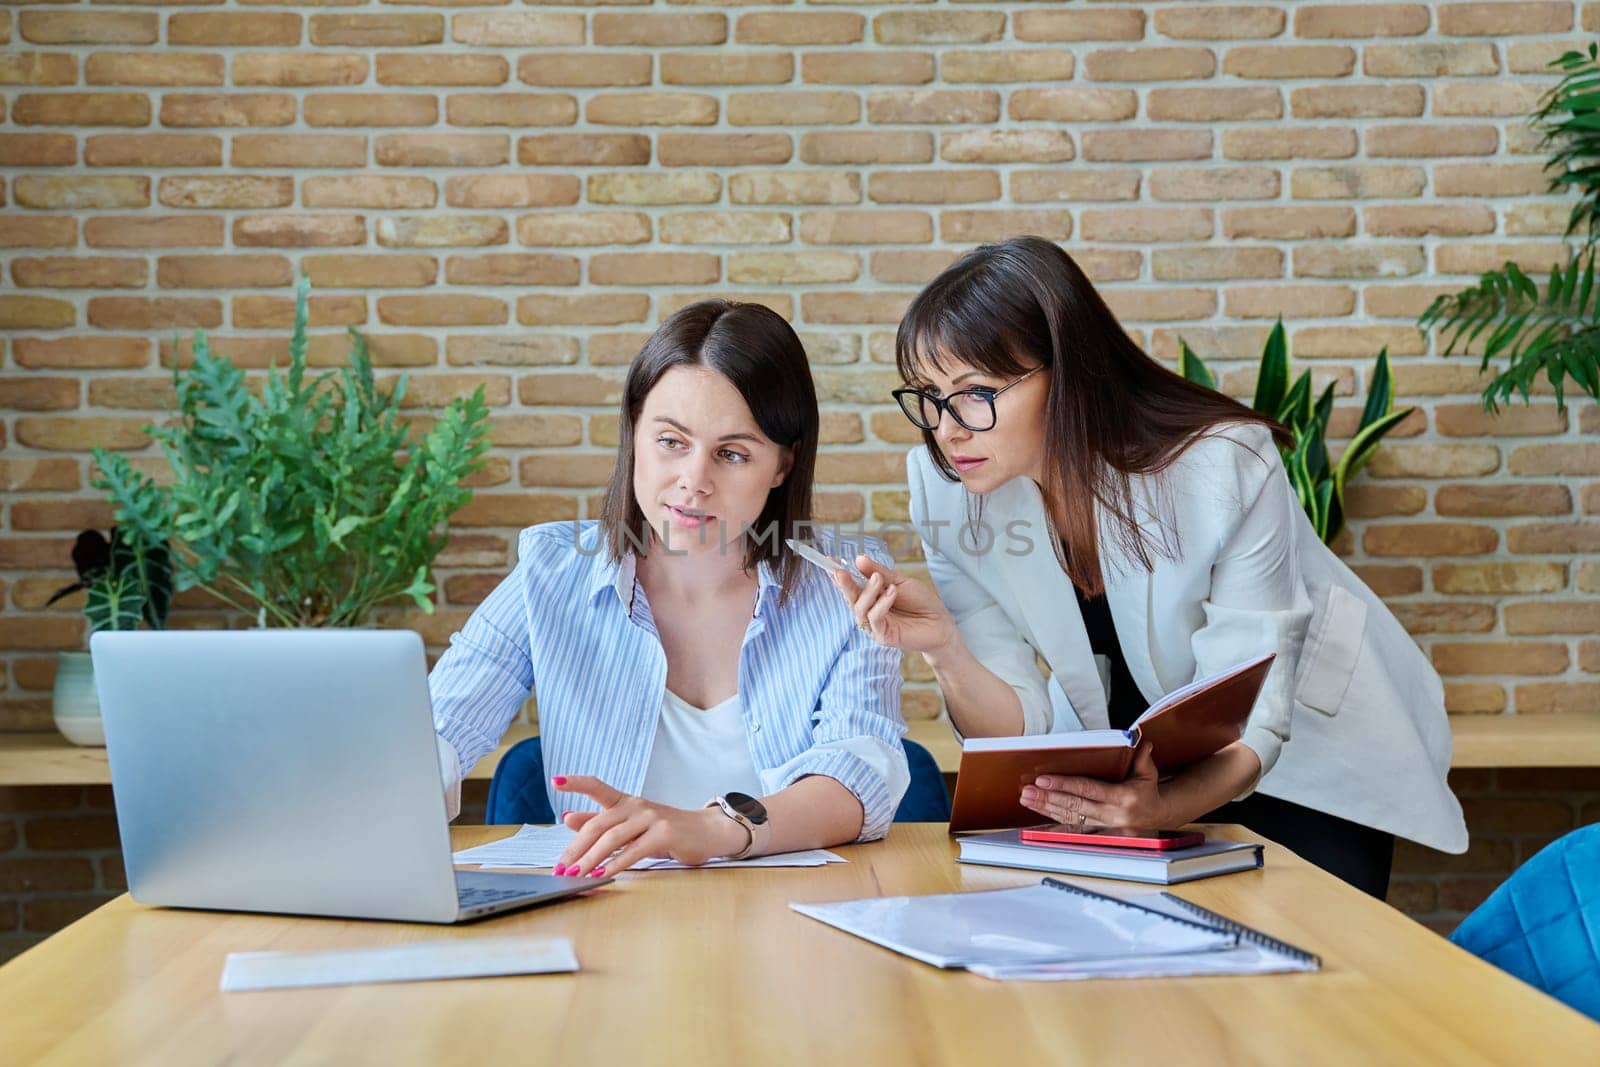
829, 554, 959, 656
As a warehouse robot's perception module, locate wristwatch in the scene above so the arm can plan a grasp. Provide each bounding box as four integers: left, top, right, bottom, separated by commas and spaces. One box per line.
704, 791, 771, 860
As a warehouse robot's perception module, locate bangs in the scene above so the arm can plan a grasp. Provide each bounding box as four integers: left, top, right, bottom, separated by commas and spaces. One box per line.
895, 255, 1041, 385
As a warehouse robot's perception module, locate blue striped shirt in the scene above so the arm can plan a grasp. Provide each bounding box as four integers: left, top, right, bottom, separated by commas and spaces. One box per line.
429, 520, 910, 840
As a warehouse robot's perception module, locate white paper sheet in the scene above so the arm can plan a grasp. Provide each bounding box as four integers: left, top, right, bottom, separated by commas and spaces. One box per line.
220, 936, 578, 992
452, 824, 845, 871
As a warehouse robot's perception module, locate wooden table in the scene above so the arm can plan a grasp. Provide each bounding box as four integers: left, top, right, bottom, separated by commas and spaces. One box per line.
0, 824, 1594, 1065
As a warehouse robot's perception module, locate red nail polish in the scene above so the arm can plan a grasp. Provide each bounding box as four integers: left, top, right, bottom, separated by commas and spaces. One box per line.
552, 775, 567, 786
592, 866, 606, 877
554, 864, 568, 876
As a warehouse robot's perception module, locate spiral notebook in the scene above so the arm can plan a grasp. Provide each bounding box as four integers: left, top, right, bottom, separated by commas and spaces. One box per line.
792, 878, 1319, 981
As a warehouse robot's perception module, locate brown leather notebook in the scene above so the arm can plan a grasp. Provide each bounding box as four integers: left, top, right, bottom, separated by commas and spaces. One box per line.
948, 652, 1276, 833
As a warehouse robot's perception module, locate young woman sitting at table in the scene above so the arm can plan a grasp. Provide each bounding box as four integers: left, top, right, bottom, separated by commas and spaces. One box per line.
428, 300, 909, 877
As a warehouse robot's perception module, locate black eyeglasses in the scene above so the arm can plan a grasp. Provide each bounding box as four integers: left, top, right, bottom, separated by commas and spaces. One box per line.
891, 366, 1043, 432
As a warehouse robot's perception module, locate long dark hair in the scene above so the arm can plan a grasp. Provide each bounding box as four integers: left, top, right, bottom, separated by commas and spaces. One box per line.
895, 236, 1290, 596
600, 299, 818, 599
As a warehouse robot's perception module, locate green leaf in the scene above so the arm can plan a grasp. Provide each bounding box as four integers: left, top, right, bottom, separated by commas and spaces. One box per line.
1358, 348, 1396, 432
1177, 339, 1216, 390
1334, 407, 1416, 503
1253, 319, 1290, 417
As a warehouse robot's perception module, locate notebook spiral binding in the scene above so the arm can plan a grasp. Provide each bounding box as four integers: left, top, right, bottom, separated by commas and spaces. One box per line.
1039, 878, 1236, 941
1159, 894, 1322, 966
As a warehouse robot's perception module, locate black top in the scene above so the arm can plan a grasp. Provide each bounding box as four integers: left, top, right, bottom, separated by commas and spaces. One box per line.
1061, 539, 1151, 732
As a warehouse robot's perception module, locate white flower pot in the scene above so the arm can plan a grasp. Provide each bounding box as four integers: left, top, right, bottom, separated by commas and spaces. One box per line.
53, 651, 105, 747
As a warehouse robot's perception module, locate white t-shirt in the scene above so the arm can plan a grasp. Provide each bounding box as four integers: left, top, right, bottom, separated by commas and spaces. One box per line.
638, 688, 765, 811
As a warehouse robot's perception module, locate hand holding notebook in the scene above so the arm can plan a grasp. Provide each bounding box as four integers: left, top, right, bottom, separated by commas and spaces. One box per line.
950, 652, 1276, 832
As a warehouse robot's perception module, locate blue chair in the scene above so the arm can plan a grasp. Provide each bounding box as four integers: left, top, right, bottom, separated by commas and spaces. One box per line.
1448, 822, 1600, 1023
486, 736, 952, 825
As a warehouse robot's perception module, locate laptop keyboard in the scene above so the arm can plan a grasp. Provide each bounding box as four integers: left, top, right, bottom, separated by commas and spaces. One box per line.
457, 883, 541, 908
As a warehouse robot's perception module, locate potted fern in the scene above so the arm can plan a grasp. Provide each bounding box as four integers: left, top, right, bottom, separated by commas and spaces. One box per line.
1178, 319, 1415, 545
93, 274, 491, 631
1419, 43, 1600, 413
44, 527, 173, 744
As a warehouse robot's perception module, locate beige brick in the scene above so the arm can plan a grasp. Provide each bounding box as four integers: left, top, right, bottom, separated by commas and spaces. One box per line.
1083, 48, 1216, 82
1081, 129, 1211, 162
1156, 5, 1285, 38
85, 296, 220, 330
1433, 642, 1568, 676
1438, 2, 1572, 35
1435, 83, 1548, 118
233, 134, 366, 169
444, 175, 576, 210
941, 210, 1072, 243
870, 250, 960, 285
169, 12, 301, 46
377, 295, 507, 328
801, 52, 934, 85
13, 175, 149, 210
1342, 484, 1427, 517
1148, 87, 1282, 122
375, 134, 507, 167
517, 211, 651, 246
733, 172, 860, 206
234, 214, 365, 248
728, 91, 859, 128
0, 53, 78, 87
1504, 601, 1600, 636
1437, 484, 1571, 517
12, 93, 150, 127
85, 53, 221, 87
1352, 564, 1424, 597
802, 131, 931, 166
1291, 85, 1425, 119
0, 217, 77, 248
10, 255, 145, 289
1368, 125, 1498, 158
1390, 364, 1496, 397
1443, 683, 1507, 715
232, 294, 365, 330
0, 377, 78, 411
0, 296, 72, 330
0, 134, 77, 167
1103, 288, 1217, 323
518, 53, 652, 89
83, 377, 173, 410
591, 172, 721, 205
1437, 242, 1573, 275
799, 210, 932, 245
156, 175, 291, 210
0, 459, 79, 492
1009, 88, 1136, 123
446, 93, 575, 126
18, 11, 157, 45
1292, 165, 1427, 200
1294, 4, 1430, 37
451, 12, 583, 46
1515, 682, 1600, 716
1222, 127, 1357, 161
1294, 324, 1426, 358
868, 171, 998, 205
1224, 45, 1355, 78
1294, 245, 1426, 279
1012, 170, 1141, 203
518, 295, 650, 327
801, 293, 915, 326
728, 252, 857, 285
944, 130, 1074, 165
155, 254, 292, 289
1507, 40, 1577, 73
1508, 444, 1600, 476
451, 494, 580, 528
587, 92, 717, 127
592, 12, 726, 47
1365, 204, 1497, 237
1365, 444, 1499, 479
943, 49, 1074, 84
660, 52, 793, 87
379, 216, 508, 248
736, 12, 863, 46
1224, 284, 1354, 318
1363, 523, 1497, 556
374, 53, 505, 87
518, 372, 628, 406
1080, 207, 1212, 243
309, 13, 443, 47
658, 133, 791, 167
15, 417, 151, 452
1149, 167, 1279, 202
233, 53, 367, 88
589, 252, 719, 286
1365, 42, 1499, 77
1154, 248, 1283, 282
302, 254, 437, 289
306, 94, 437, 128
83, 215, 224, 248
517, 134, 649, 167
1393, 602, 1497, 634
84, 134, 222, 168
867, 89, 1000, 125
1508, 521, 1600, 555
1015, 9, 1145, 41
304, 176, 436, 209
158, 93, 295, 128
446, 335, 578, 368
1435, 404, 1566, 437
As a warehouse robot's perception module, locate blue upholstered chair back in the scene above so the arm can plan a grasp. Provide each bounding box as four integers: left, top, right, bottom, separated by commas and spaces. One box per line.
1448, 822, 1600, 1023
486, 735, 952, 826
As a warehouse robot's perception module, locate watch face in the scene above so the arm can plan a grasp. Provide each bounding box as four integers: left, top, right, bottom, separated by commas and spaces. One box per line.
724, 791, 769, 826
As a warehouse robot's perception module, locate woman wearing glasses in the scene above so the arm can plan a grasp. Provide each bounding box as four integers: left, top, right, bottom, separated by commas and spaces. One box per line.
830, 236, 1465, 897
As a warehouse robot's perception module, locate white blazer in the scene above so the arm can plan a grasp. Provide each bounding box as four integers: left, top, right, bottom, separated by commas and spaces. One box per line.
906, 424, 1467, 854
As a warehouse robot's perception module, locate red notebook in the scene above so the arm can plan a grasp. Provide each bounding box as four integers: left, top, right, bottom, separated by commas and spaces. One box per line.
948, 652, 1275, 833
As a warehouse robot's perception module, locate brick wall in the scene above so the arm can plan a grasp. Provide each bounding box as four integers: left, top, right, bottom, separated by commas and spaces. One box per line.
2, 0, 1598, 956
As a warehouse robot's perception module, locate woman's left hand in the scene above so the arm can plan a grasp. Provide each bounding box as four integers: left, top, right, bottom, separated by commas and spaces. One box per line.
551, 775, 749, 877
1020, 741, 1171, 828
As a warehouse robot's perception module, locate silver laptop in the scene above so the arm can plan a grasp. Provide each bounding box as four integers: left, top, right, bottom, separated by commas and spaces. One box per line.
91, 629, 610, 923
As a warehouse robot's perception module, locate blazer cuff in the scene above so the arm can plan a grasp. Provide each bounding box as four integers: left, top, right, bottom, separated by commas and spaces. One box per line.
1232, 723, 1282, 801
436, 733, 462, 822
